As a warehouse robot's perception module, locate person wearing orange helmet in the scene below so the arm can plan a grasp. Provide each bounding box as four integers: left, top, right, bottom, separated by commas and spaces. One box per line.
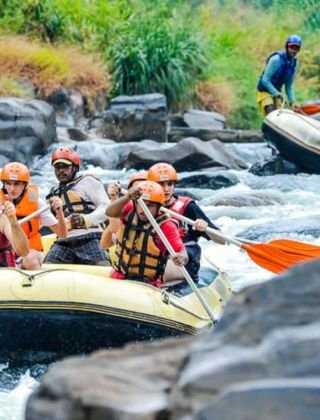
100, 171, 148, 250
0, 199, 29, 267
148, 162, 223, 282
44, 146, 110, 265
105, 180, 188, 286
0, 162, 67, 269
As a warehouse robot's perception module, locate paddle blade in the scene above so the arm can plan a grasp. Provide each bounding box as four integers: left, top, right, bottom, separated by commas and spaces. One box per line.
268, 239, 320, 257
301, 104, 320, 115
241, 242, 320, 274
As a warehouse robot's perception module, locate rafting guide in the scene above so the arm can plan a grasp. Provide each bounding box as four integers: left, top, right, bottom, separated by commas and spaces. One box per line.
44, 146, 111, 265
256, 34, 302, 116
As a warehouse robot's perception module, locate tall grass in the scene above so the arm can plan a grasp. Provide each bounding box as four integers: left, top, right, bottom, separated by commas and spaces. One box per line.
108, 19, 210, 108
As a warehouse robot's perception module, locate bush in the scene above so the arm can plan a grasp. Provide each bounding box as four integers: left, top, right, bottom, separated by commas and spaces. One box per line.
108, 18, 210, 109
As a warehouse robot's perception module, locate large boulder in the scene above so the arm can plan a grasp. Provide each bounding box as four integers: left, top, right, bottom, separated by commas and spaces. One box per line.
89, 93, 167, 142
126, 137, 248, 171
0, 97, 57, 165
26, 259, 320, 420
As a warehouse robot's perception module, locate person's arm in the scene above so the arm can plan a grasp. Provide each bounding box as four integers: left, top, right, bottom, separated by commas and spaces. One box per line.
160, 221, 188, 266
184, 201, 225, 244
47, 196, 68, 238
100, 217, 120, 249
3, 201, 29, 257
285, 62, 299, 107
106, 184, 142, 218
100, 186, 121, 249
261, 55, 282, 97
68, 177, 110, 229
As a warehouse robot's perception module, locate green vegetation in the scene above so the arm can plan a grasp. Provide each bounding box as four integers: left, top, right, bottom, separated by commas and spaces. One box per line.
0, 0, 319, 129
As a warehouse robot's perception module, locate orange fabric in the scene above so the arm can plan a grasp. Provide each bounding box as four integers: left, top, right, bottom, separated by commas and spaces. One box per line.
241, 240, 320, 274
0, 184, 43, 251
300, 104, 320, 115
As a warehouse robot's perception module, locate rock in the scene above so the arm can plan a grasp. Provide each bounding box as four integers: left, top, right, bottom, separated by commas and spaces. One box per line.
126, 137, 248, 171
177, 171, 239, 190
249, 156, 300, 176
182, 109, 226, 130
26, 259, 320, 420
90, 93, 167, 142
0, 97, 57, 165
168, 127, 264, 143
239, 215, 320, 241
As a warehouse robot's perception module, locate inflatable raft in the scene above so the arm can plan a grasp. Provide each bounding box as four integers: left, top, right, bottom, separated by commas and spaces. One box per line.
0, 262, 232, 362
262, 109, 320, 173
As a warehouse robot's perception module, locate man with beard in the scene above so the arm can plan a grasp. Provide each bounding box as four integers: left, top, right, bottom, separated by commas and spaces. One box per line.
44, 147, 110, 265
256, 34, 302, 116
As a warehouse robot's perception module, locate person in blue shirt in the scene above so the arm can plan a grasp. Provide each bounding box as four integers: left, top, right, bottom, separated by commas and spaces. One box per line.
256, 34, 302, 116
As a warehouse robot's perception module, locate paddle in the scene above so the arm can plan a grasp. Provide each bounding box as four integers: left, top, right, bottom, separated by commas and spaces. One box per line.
18, 205, 50, 225
137, 197, 217, 323
161, 207, 320, 274
300, 104, 320, 116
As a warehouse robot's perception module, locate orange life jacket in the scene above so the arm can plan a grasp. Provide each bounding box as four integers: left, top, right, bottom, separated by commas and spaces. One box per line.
114, 211, 168, 281
0, 184, 43, 251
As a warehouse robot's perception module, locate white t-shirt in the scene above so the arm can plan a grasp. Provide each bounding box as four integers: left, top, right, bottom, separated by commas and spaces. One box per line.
38, 198, 57, 228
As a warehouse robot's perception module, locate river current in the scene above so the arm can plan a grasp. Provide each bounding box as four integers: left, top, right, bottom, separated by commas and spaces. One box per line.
1, 142, 320, 419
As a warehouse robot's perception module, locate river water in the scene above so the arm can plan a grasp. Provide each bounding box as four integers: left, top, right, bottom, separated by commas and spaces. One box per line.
1, 142, 320, 419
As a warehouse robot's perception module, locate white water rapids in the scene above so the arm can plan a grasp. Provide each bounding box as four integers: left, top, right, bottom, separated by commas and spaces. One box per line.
1, 142, 320, 419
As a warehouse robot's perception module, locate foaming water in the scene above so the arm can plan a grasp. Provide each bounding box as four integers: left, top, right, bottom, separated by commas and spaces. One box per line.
3, 145, 320, 415
0, 364, 45, 420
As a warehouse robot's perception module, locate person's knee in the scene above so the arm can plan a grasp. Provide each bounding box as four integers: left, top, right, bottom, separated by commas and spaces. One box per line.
22, 250, 42, 270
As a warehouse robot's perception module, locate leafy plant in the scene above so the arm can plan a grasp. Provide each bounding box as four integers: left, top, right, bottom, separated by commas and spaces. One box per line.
108, 18, 210, 108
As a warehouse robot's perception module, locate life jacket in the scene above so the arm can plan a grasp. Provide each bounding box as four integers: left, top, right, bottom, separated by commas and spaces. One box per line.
47, 175, 98, 217
0, 231, 16, 267
257, 50, 297, 92
168, 196, 193, 238
113, 210, 169, 281
0, 185, 42, 251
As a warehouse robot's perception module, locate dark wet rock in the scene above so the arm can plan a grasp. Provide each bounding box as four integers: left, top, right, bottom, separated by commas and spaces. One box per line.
239, 216, 320, 241
168, 127, 264, 143
89, 93, 167, 143
46, 88, 89, 128
178, 171, 239, 190
126, 137, 248, 171
0, 97, 57, 165
179, 109, 226, 130
26, 259, 320, 420
249, 156, 300, 176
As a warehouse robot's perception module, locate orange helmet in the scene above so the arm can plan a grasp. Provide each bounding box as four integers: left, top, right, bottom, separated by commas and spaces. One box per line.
51, 147, 80, 167
138, 181, 165, 205
147, 163, 178, 183
1, 162, 30, 183
127, 171, 148, 189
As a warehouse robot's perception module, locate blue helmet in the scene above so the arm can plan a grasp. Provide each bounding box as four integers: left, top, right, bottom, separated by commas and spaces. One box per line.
286, 34, 302, 47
